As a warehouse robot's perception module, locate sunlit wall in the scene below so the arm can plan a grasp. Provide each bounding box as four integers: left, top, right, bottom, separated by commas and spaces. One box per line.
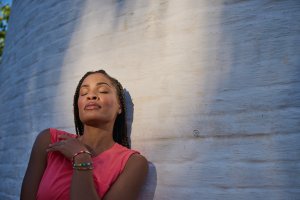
0, 0, 299, 199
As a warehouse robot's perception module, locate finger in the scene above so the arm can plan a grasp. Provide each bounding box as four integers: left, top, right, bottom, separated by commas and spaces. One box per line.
47, 141, 65, 152
46, 147, 56, 152
46, 145, 58, 152
46, 146, 62, 152
48, 140, 65, 148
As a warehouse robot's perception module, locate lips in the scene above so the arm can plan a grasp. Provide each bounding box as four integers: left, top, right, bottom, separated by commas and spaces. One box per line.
84, 102, 101, 110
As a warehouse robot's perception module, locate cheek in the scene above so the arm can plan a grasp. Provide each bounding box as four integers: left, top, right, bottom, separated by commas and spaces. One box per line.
101, 95, 119, 110
77, 98, 85, 111
102, 97, 116, 107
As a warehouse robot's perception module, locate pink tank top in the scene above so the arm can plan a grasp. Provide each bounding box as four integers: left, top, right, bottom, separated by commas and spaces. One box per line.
37, 128, 139, 199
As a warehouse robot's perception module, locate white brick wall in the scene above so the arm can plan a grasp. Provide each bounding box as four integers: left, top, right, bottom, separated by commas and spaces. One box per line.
0, 0, 299, 199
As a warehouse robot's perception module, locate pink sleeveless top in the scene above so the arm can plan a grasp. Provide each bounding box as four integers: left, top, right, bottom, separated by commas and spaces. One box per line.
36, 128, 138, 200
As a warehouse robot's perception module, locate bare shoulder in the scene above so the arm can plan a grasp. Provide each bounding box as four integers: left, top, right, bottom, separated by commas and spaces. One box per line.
20, 128, 51, 199
28, 128, 51, 160
37, 128, 50, 137
128, 153, 148, 164
126, 153, 148, 173
34, 128, 51, 147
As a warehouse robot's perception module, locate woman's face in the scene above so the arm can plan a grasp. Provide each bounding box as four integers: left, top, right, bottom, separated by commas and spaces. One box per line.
77, 73, 121, 127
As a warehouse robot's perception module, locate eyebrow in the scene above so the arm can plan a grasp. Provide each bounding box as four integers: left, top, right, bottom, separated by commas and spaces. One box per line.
81, 82, 111, 88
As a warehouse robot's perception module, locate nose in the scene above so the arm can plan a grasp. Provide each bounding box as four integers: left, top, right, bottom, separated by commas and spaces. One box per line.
87, 92, 98, 100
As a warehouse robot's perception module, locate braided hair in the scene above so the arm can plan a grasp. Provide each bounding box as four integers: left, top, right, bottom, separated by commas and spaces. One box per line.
73, 70, 130, 148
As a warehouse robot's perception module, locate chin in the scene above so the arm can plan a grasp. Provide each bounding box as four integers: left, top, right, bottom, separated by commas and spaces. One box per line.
82, 117, 113, 127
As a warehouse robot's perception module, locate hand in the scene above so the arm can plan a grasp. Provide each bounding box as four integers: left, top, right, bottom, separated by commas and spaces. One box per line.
46, 134, 87, 160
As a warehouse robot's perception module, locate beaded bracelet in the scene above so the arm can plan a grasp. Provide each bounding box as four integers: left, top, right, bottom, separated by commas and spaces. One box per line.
73, 162, 94, 170
73, 166, 93, 170
72, 150, 92, 164
73, 162, 93, 167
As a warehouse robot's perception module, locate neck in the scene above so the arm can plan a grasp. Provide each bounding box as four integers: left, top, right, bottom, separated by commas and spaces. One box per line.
80, 125, 115, 155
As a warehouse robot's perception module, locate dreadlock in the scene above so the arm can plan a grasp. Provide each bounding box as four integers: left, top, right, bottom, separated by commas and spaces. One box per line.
73, 70, 130, 148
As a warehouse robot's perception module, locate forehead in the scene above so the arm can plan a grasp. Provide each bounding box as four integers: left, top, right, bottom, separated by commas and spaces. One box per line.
81, 73, 112, 86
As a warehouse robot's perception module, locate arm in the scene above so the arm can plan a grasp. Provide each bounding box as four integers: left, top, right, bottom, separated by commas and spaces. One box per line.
103, 154, 148, 200
70, 153, 99, 200
46, 135, 100, 200
70, 153, 148, 200
20, 129, 51, 200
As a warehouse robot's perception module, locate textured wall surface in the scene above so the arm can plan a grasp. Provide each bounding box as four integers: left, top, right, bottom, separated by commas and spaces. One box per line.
0, 0, 299, 199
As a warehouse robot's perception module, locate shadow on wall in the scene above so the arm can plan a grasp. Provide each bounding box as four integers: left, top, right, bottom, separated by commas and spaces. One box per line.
211, 1, 300, 132
0, 0, 86, 199
140, 162, 157, 200
124, 89, 157, 199
0, 0, 87, 134
124, 89, 133, 147
201, 0, 300, 199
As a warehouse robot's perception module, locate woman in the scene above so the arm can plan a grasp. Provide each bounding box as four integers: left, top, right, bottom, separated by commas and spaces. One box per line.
21, 70, 148, 200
